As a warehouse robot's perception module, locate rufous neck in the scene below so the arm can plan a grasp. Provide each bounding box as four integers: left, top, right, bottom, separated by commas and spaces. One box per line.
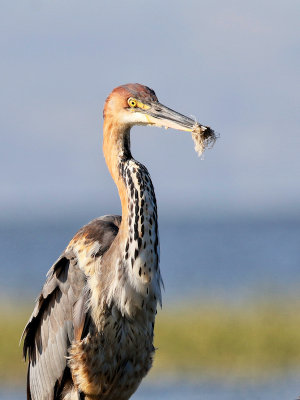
103, 119, 131, 222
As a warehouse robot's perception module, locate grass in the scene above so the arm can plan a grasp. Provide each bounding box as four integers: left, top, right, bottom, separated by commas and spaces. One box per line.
0, 305, 29, 385
2, 299, 300, 386
153, 300, 300, 379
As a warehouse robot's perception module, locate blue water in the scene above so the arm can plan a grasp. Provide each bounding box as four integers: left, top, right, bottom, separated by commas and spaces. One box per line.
1, 216, 300, 398
1, 216, 299, 302
2, 376, 300, 400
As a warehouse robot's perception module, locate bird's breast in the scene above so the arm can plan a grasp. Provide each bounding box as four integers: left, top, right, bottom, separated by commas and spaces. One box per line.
69, 305, 155, 399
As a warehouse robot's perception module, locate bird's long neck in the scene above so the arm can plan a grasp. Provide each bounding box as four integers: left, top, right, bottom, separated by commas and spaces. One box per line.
103, 119, 132, 233
102, 119, 161, 317
103, 119, 158, 236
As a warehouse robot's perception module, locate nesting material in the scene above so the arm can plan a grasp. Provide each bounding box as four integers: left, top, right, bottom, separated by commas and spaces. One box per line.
191, 123, 217, 157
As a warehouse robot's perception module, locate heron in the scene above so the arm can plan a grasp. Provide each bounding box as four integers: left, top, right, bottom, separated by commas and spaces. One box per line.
22, 83, 216, 400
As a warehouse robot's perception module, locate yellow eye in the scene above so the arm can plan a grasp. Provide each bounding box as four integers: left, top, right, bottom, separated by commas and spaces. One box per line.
128, 98, 137, 108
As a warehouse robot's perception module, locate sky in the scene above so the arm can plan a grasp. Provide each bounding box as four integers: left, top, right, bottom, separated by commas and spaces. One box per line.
1, 0, 299, 223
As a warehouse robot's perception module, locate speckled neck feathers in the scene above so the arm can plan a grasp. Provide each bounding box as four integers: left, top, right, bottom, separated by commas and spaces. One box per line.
101, 120, 162, 319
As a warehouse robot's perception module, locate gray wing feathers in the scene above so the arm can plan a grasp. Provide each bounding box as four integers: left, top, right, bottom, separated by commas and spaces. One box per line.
23, 256, 86, 400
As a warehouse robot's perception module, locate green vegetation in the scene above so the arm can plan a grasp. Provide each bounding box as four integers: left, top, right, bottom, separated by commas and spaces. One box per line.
0, 305, 28, 385
2, 299, 300, 386
154, 300, 300, 379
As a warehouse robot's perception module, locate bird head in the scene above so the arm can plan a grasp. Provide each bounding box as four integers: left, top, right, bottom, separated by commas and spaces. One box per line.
103, 83, 216, 155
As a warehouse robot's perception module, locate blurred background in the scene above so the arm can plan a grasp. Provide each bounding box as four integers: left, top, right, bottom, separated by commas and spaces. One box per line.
1, 1, 300, 399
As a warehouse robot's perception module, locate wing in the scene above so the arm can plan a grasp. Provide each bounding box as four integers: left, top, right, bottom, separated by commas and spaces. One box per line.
23, 254, 86, 400
22, 215, 121, 400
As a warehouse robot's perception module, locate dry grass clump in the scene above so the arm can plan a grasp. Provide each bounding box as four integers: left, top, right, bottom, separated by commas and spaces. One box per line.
191, 123, 217, 157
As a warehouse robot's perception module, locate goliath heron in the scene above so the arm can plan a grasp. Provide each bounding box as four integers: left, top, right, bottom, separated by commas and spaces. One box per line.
22, 83, 216, 400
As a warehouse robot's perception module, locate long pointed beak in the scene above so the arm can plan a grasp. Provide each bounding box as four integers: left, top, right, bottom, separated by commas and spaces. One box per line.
145, 102, 211, 135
